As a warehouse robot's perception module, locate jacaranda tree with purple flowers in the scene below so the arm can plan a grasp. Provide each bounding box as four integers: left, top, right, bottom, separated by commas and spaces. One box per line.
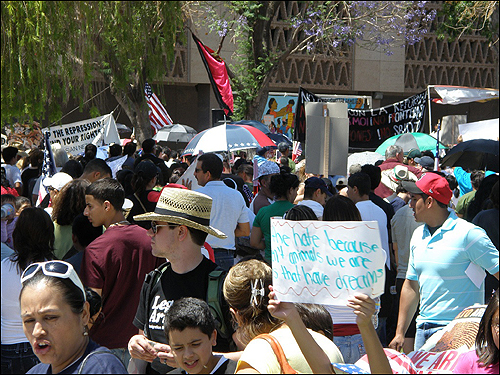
196, 1, 437, 121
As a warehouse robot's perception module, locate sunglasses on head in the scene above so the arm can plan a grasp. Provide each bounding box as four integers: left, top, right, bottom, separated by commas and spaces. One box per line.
21, 261, 86, 300
150, 221, 178, 234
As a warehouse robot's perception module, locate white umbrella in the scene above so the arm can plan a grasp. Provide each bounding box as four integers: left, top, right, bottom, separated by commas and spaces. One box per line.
348, 151, 384, 170
153, 124, 197, 143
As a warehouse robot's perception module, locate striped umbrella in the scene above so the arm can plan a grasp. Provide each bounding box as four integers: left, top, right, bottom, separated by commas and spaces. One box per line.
182, 124, 276, 156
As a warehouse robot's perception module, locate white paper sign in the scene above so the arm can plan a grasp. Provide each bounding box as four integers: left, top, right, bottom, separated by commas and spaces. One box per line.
271, 219, 386, 305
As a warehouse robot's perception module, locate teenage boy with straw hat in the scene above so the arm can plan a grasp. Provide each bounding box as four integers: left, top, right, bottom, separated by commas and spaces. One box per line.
128, 187, 234, 374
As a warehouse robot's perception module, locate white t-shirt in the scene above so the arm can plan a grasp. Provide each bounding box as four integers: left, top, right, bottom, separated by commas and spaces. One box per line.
196, 181, 249, 250
238, 327, 343, 373
1, 257, 29, 344
356, 200, 390, 269
297, 199, 324, 219
1, 163, 22, 188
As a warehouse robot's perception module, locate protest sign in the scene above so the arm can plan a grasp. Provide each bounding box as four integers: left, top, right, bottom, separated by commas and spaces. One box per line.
270, 219, 386, 305
348, 91, 427, 149
44, 113, 120, 156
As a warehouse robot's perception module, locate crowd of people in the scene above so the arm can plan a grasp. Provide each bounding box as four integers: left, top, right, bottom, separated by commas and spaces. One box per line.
1, 138, 499, 374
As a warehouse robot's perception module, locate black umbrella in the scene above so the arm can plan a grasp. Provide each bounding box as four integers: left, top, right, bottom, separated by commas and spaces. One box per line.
441, 139, 499, 172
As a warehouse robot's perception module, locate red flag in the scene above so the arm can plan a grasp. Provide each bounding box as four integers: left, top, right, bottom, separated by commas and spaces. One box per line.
192, 34, 234, 116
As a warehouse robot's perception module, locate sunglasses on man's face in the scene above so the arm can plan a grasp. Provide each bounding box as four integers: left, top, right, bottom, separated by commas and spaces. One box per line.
150, 221, 178, 234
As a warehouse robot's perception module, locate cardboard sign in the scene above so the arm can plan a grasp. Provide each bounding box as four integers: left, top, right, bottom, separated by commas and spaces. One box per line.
44, 113, 120, 156
271, 219, 386, 305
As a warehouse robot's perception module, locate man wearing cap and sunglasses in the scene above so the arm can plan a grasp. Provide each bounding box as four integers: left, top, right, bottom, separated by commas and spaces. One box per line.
128, 187, 234, 373
389, 173, 499, 352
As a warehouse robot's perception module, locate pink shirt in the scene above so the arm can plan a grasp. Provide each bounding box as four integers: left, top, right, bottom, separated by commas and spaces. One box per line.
453, 350, 499, 374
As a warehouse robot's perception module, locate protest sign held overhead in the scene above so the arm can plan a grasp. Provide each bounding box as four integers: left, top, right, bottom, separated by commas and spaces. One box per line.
271, 219, 386, 306
44, 113, 121, 156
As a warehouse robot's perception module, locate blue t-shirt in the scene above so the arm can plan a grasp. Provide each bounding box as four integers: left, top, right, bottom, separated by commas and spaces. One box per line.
406, 211, 499, 326
27, 339, 126, 374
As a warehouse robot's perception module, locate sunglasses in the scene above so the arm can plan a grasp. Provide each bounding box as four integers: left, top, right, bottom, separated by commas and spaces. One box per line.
151, 221, 178, 234
21, 261, 86, 300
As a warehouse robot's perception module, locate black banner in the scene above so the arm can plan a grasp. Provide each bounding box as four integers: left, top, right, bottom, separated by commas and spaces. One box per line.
293, 87, 324, 143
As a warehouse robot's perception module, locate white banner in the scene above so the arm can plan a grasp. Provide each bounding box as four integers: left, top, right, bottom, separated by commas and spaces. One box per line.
459, 118, 499, 141
433, 86, 499, 105
44, 113, 120, 156
271, 219, 386, 305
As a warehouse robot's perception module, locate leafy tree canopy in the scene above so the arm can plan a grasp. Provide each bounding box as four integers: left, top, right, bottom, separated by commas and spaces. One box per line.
2, 1, 184, 140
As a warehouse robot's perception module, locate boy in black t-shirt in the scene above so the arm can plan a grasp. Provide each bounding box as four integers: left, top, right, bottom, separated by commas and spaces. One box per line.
165, 298, 237, 374
128, 187, 233, 374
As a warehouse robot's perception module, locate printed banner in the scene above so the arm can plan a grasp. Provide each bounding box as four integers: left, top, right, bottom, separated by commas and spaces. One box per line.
348, 91, 427, 149
3, 122, 43, 150
44, 113, 120, 156
271, 219, 386, 305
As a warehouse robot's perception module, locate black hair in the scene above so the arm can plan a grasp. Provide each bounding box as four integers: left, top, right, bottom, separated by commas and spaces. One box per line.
19, 268, 85, 314
51, 179, 90, 226
164, 297, 216, 344
421, 150, 434, 158
284, 205, 317, 221
466, 174, 499, 222
470, 170, 485, 190
28, 148, 44, 169
476, 288, 499, 367
186, 226, 208, 247
1, 166, 11, 188
85, 177, 125, 210
419, 193, 448, 209
142, 138, 156, 153
198, 153, 223, 180
12, 208, 55, 274
84, 144, 97, 160
361, 164, 382, 191
348, 172, 371, 197
85, 287, 102, 318
15, 196, 31, 211
116, 169, 134, 196
270, 171, 299, 200
123, 142, 137, 157
2, 146, 18, 163
322, 178, 336, 196
490, 181, 499, 210
324, 195, 362, 221
109, 143, 122, 158
445, 174, 459, 199
82, 158, 112, 178
170, 150, 178, 159
1, 193, 16, 206
295, 303, 333, 341
237, 163, 253, 177
152, 144, 163, 157
61, 159, 84, 179
72, 213, 103, 247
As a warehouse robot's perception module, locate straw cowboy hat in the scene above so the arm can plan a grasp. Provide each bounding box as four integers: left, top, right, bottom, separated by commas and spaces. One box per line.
133, 188, 227, 239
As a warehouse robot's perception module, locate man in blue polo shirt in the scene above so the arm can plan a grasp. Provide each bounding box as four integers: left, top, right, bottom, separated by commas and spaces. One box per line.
389, 173, 499, 352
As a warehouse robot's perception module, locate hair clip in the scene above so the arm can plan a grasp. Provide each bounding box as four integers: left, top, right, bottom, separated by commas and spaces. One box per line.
250, 279, 265, 306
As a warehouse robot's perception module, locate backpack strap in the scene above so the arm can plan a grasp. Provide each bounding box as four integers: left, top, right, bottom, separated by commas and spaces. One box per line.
254, 333, 298, 374
143, 262, 170, 338
77, 347, 121, 374
207, 267, 230, 339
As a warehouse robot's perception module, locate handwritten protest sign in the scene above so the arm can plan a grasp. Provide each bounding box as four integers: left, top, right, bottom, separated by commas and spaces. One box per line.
271, 219, 386, 305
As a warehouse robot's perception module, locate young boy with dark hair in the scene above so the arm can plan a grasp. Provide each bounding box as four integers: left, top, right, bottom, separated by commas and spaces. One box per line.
165, 297, 237, 374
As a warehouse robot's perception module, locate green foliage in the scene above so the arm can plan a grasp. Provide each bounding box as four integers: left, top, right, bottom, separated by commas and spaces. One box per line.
1, 1, 184, 126
436, 1, 497, 41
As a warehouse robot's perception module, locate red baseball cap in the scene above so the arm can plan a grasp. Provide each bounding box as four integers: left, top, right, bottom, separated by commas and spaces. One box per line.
402, 173, 452, 205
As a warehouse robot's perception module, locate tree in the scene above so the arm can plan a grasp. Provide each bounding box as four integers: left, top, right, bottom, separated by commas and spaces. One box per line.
1, 1, 184, 141
436, 1, 498, 54
194, 1, 437, 121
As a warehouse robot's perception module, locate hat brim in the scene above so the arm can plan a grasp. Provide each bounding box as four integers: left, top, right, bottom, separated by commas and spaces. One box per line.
401, 180, 424, 195
133, 212, 227, 239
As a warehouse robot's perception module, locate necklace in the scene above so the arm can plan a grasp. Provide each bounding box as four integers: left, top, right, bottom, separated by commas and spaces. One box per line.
108, 220, 131, 228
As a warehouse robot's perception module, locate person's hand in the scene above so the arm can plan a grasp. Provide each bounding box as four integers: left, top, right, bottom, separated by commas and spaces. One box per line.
154, 343, 177, 367
128, 334, 158, 362
388, 334, 405, 352
267, 285, 300, 322
347, 293, 376, 329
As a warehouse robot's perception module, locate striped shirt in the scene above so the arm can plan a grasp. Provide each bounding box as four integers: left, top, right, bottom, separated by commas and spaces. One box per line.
407, 211, 499, 325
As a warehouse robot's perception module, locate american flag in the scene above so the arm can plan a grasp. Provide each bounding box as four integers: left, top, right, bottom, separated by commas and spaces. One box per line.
292, 141, 302, 162
36, 132, 57, 206
145, 82, 173, 134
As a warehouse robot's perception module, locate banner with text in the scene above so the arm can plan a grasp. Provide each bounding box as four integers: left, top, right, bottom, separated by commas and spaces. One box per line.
271, 219, 386, 305
44, 113, 121, 156
348, 91, 427, 149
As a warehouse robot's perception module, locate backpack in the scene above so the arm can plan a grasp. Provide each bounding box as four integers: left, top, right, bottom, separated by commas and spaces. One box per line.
143, 262, 230, 340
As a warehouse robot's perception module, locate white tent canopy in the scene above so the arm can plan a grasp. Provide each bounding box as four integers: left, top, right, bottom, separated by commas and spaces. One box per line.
459, 118, 499, 141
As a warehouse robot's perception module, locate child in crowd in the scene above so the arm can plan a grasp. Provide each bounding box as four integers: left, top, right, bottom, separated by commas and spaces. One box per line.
14, 196, 31, 215
164, 297, 237, 374
453, 289, 499, 374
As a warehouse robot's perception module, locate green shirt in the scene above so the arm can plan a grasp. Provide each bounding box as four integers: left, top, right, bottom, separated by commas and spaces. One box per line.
253, 200, 295, 263
455, 190, 476, 217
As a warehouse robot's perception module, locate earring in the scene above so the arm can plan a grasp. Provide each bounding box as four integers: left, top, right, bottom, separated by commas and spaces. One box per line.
83, 326, 89, 336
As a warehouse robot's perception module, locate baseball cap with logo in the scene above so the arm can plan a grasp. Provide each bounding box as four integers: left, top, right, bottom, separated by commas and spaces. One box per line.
305, 177, 333, 197
402, 173, 452, 205
406, 148, 422, 159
